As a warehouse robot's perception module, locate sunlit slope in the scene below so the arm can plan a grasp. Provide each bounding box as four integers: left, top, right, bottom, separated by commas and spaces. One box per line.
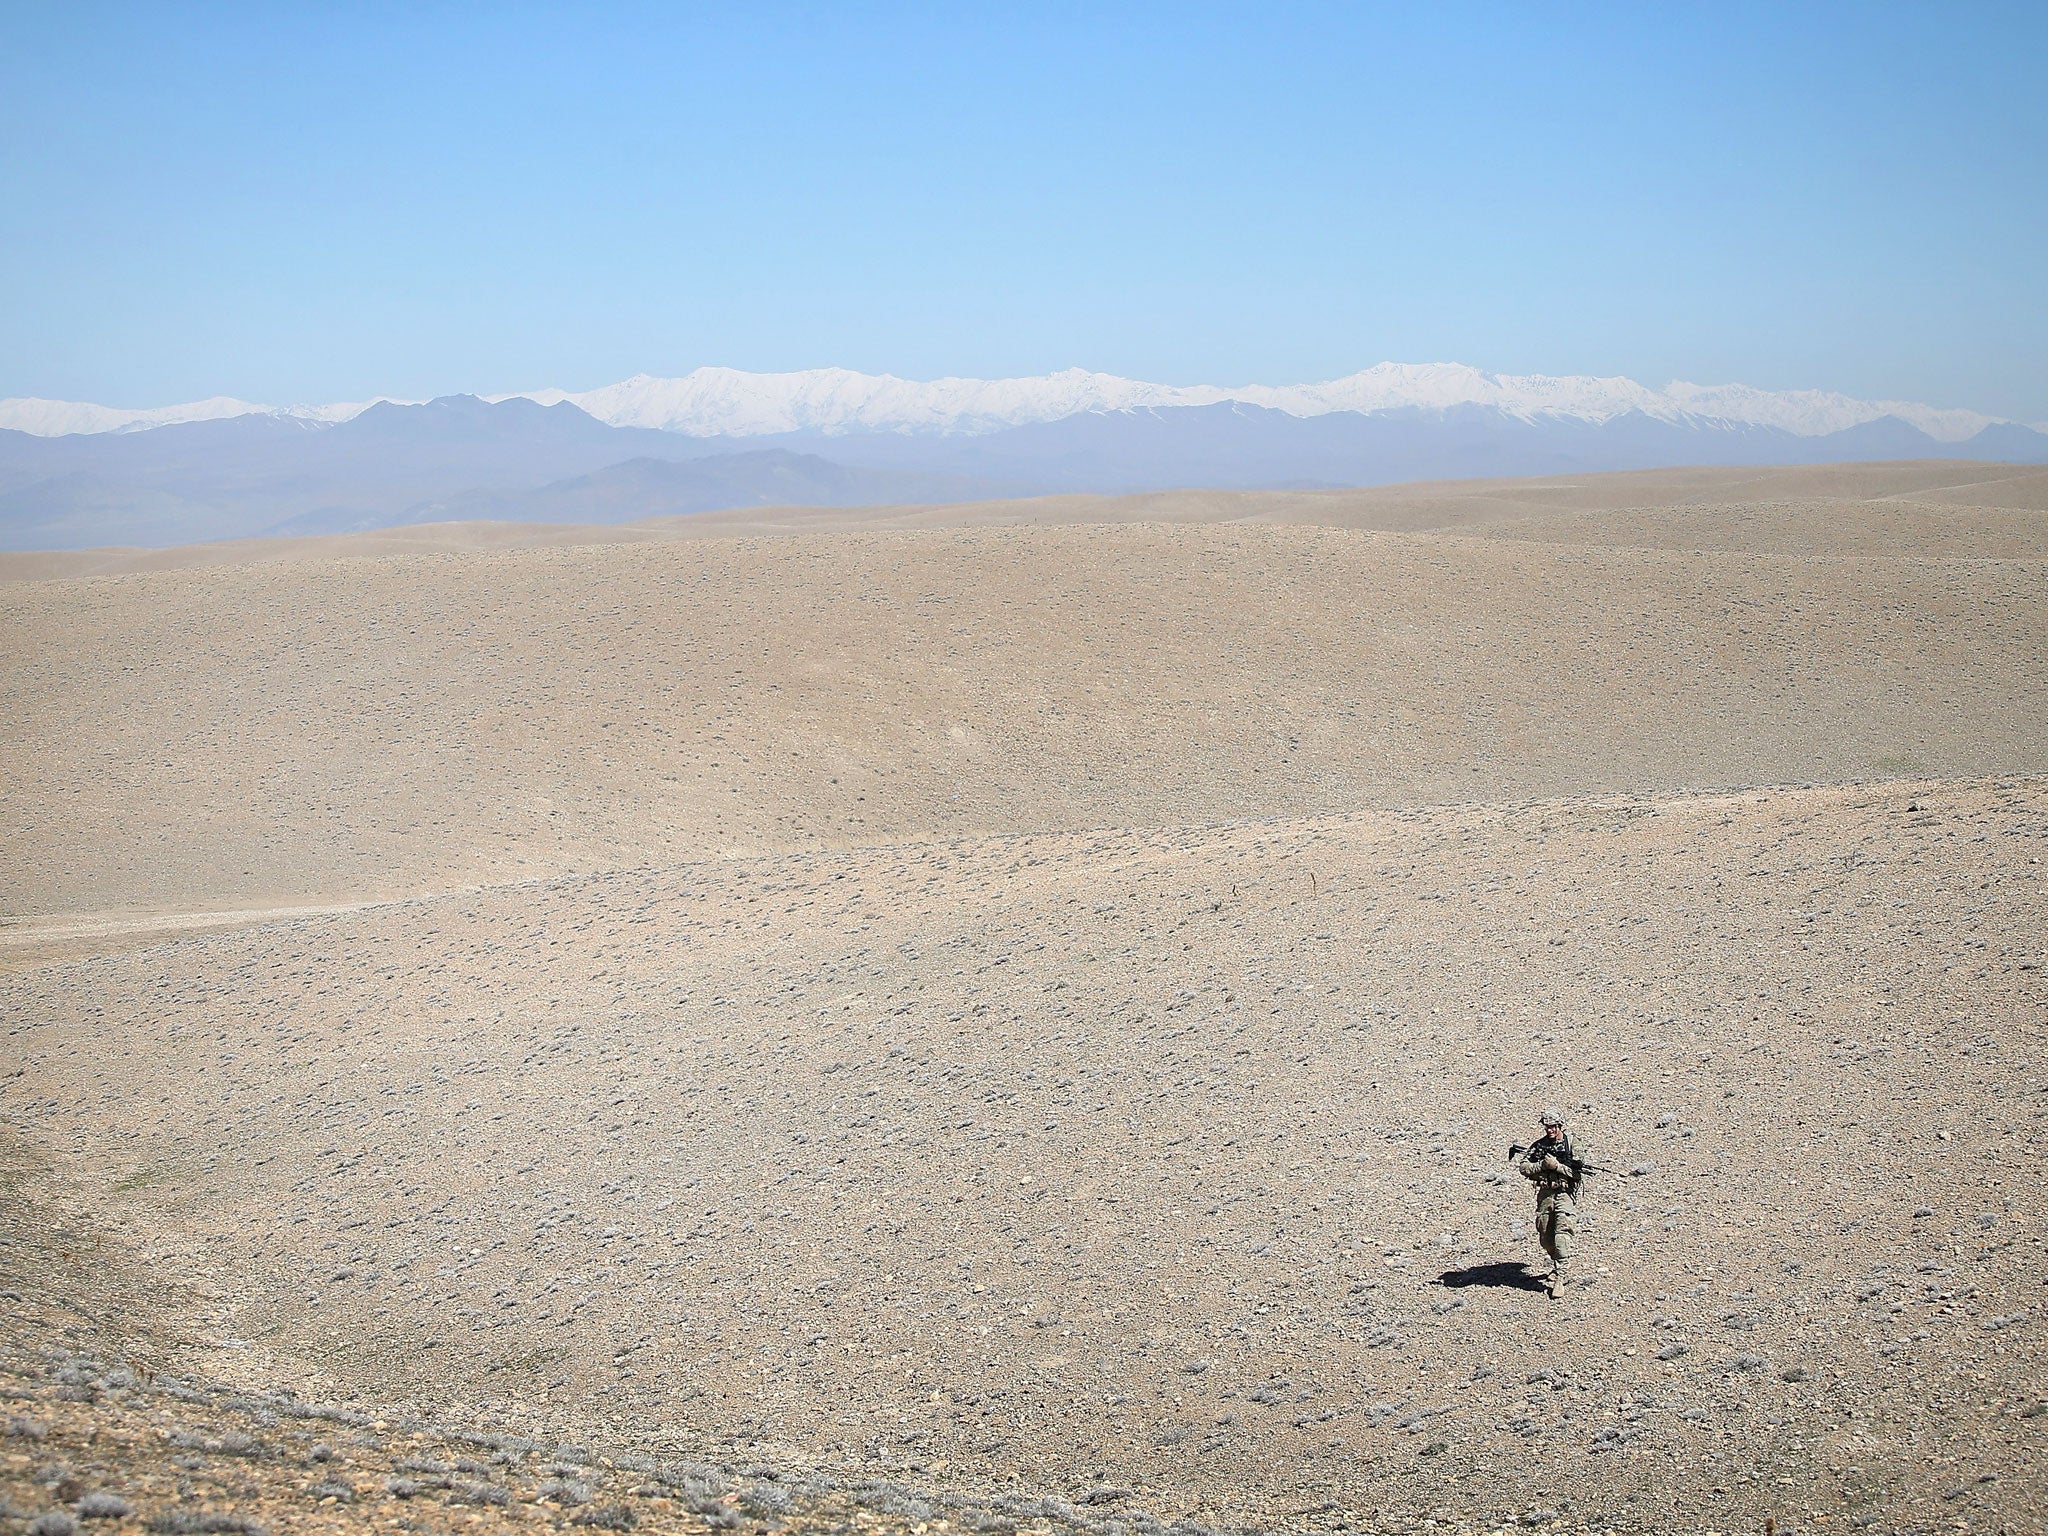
6, 780, 2042, 1528
5, 518, 2047, 914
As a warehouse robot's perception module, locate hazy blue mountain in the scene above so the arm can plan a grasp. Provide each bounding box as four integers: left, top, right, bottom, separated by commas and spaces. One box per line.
0, 396, 739, 548
774, 403, 2048, 492
263, 451, 1003, 537
11, 363, 2030, 445
1, 391, 2042, 551
1961, 421, 2048, 461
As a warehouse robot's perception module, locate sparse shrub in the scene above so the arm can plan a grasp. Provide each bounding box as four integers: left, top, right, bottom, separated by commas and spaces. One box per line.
658, 1463, 725, 1497
740, 1482, 793, 1515
146, 1514, 266, 1535
570, 1507, 638, 1530
452, 1481, 510, 1506
540, 1479, 593, 1507
293, 1403, 368, 1426
30, 1513, 78, 1536
75, 1493, 133, 1520
214, 1432, 265, 1459
8, 1416, 48, 1440
384, 1477, 421, 1499
1003, 1507, 1081, 1531
308, 1482, 352, 1503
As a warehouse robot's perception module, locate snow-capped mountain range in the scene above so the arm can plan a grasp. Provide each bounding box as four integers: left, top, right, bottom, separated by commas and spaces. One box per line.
4, 369, 2043, 553
512, 364, 2013, 443
0, 394, 393, 437
0, 363, 2027, 442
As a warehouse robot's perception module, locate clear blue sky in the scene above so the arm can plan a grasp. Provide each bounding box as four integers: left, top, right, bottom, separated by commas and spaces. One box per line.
3, 2, 2043, 418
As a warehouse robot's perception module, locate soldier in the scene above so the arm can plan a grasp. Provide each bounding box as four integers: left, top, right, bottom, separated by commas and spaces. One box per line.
1517, 1108, 1583, 1298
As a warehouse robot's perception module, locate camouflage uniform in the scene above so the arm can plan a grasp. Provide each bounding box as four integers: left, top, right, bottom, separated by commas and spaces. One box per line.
1518, 1124, 1581, 1296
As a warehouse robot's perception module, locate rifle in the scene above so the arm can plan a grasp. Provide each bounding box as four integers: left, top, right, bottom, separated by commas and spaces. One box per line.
1506, 1142, 1614, 1176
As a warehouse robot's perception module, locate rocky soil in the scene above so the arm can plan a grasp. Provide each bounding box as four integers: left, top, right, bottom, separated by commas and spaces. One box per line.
3, 465, 2045, 1535
4, 464, 2046, 921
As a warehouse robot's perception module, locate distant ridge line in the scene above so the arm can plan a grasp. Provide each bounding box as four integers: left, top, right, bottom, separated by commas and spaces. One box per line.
2, 363, 2030, 442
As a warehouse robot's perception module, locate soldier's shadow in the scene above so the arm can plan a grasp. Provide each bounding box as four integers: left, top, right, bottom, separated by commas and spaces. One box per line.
1433, 1261, 1549, 1293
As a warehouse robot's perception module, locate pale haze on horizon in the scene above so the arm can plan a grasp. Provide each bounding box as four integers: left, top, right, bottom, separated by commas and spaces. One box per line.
2, 2, 2043, 420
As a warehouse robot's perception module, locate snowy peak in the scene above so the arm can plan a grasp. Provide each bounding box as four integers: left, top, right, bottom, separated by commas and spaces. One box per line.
1659, 381, 2000, 442
510, 367, 1231, 437
0, 395, 276, 436
0, 366, 2016, 443
517, 363, 2008, 443
1228, 364, 1677, 427
0, 395, 401, 437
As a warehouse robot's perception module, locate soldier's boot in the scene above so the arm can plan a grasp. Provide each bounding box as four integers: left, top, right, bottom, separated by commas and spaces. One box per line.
1546, 1268, 1563, 1299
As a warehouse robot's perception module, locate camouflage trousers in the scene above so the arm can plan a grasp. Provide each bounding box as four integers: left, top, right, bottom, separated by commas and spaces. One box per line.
1535, 1192, 1576, 1275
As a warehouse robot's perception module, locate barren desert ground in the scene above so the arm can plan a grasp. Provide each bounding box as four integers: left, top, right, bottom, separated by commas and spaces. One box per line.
2, 461, 2045, 1536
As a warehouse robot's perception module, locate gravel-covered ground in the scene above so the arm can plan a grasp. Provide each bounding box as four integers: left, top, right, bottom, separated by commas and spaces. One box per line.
3, 467, 2045, 1535
6, 779, 2043, 1533
5, 467, 2046, 919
